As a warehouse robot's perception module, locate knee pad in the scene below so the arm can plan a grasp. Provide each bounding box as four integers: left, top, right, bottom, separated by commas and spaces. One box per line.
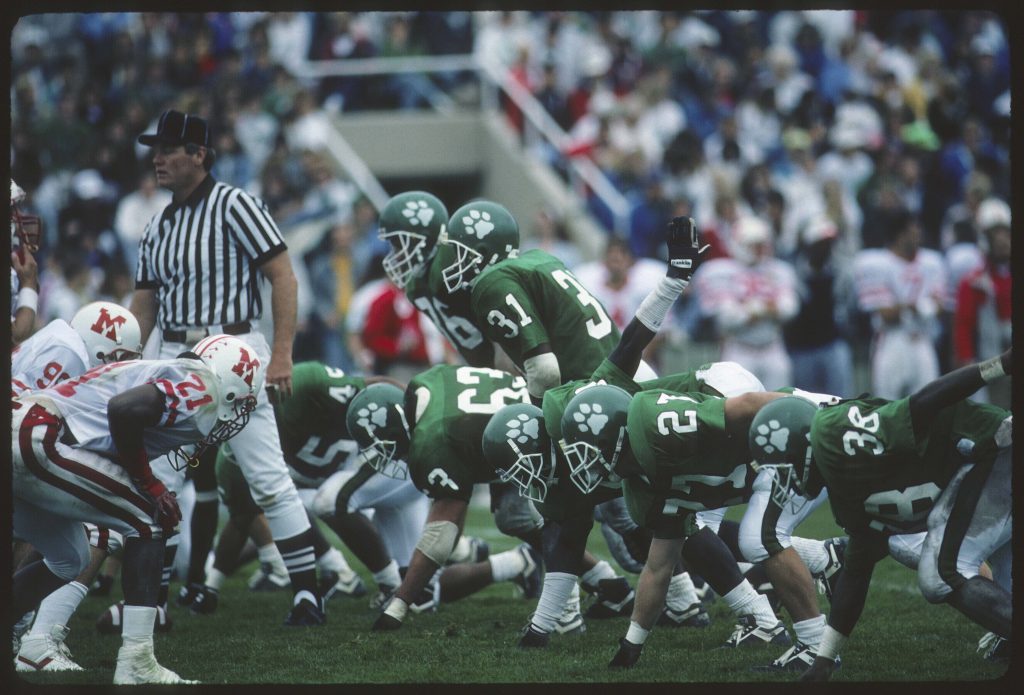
415, 520, 460, 566
493, 491, 543, 537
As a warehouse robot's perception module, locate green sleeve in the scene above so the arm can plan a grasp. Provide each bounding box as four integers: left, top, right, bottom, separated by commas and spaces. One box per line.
472, 270, 548, 363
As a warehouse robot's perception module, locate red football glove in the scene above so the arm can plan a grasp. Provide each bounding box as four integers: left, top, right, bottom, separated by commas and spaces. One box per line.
132, 474, 181, 534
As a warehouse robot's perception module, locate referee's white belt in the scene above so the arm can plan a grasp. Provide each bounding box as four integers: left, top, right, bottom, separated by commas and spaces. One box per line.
162, 320, 252, 345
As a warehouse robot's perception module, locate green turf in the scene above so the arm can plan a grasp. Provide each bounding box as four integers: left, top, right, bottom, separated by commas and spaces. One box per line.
14, 500, 1008, 685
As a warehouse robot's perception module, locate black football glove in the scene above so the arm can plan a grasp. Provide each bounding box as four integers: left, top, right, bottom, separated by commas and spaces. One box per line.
608, 637, 644, 668
666, 216, 707, 282
518, 623, 551, 648
372, 612, 404, 631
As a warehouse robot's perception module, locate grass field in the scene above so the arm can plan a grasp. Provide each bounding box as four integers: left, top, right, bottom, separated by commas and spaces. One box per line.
13, 499, 1009, 686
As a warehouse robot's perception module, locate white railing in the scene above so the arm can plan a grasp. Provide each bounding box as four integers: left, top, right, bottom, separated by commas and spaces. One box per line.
289, 53, 631, 233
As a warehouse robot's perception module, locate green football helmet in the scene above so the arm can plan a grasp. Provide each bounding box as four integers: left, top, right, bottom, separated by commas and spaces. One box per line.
378, 191, 448, 289
559, 384, 633, 495
437, 200, 520, 292
482, 403, 556, 503
345, 383, 411, 479
748, 396, 818, 509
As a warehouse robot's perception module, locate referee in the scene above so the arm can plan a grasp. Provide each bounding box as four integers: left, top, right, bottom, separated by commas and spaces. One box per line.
129, 109, 325, 625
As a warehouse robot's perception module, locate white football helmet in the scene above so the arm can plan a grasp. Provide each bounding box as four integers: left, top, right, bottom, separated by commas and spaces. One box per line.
730, 215, 772, 265
70, 301, 143, 367
192, 334, 265, 423
11, 179, 41, 252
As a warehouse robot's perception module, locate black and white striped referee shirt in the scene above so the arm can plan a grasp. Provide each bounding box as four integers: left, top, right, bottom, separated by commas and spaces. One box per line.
135, 175, 287, 330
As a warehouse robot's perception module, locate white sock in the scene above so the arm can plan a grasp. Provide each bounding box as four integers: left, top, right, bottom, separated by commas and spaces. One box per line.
317, 547, 352, 574
580, 560, 617, 587
723, 580, 778, 628
373, 560, 401, 589
121, 605, 157, 642
530, 572, 578, 633
257, 543, 287, 576
789, 538, 830, 575
205, 568, 227, 591
794, 614, 826, 648
665, 572, 698, 610
28, 581, 88, 639
488, 548, 528, 582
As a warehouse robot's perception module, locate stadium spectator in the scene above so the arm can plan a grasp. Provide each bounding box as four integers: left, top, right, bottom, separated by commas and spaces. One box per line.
306, 217, 362, 373
113, 172, 172, 273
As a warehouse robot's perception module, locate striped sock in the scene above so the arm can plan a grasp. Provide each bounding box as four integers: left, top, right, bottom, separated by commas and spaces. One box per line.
275, 529, 318, 597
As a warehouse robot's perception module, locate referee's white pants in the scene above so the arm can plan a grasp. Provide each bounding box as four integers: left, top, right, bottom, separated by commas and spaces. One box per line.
152, 330, 310, 540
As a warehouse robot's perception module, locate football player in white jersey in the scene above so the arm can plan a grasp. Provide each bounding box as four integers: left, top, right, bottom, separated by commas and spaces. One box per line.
12, 334, 263, 684
12, 301, 144, 671
10, 179, 42, 345
853, 210, 949, 399
693, 215, 799, 390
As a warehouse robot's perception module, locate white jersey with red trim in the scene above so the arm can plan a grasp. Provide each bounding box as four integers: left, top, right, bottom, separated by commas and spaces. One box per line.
573, 259, 667, 331
17, 358, 221, 459
694, 256, 798, 346
11, 319, 90, 398
854, 247, 948, 337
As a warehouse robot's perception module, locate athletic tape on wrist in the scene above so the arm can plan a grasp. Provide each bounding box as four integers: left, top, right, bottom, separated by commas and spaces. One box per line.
816, 625, 846, 660
384, 596, 408, 621
979, 356, 1006, 383
635, 276, 687, 333
16, 287, 38, 313
625, 620, 650, 645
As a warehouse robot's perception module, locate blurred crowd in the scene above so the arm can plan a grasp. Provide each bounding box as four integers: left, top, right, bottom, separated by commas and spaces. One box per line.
10, 10, 1011, 406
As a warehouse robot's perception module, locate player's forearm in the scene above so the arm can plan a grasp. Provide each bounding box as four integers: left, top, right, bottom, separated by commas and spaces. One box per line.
108, 386, 165, 477
630, 551, 674, 631
908, 350, 1010, 437
825, 533, 882, 636
607, 319, 657, 380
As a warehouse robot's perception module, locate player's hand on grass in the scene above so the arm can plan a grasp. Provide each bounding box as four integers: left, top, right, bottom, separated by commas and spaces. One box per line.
372, 612, 403, 631
799, 657, 837, 682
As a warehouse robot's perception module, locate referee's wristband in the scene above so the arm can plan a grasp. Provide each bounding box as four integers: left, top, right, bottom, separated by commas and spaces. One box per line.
815, 625, 846, 661
16, 287, 38, 313
384, 597, 409, 622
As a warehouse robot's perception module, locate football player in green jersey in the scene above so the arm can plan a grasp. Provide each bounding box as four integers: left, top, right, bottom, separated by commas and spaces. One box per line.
347, 365, 550, 631
379, 191, 495, 368
749, 349, 1012, 681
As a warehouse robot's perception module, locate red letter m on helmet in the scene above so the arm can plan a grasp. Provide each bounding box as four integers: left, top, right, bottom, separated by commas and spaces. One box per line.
90, 307, 127, 341
231, 346, 260, 387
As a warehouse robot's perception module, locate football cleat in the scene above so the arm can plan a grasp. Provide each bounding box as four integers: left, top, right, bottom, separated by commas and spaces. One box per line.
815, 537, 847, 601
752, 640, 841, 672
319, 568, 368, 601
96, 601, 172, 634
978, 632, 1010, 662
114, 640, 197, 684
16, 625, 83, 672
189, 586, 219, 615
511, 543, 543, 599
283, 595, 326, 627
658, 601, 711, 628
447, 535, 490, 565
176, 582, 201, 608
519, 624, 551, 648
370, 584, 397, 612
583, 577, 635, 619
248, 562, 291, 591
720, 615, 791, 649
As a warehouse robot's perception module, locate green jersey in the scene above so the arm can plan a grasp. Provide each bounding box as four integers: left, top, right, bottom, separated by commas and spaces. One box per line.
272, 361, 367, 487
471, 250, 619, 381
811, 397, 1009, 535
407, 364, 531, 501
534, 360, 726, 520
406, 257, 494, 367
624, 390, 754, 535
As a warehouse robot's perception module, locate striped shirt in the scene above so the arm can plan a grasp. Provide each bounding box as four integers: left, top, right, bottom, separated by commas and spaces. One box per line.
135, 175, 287, 330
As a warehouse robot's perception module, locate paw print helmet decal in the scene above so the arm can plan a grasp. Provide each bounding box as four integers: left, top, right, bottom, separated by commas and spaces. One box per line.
748, 395, 819, 510
378, 191, 449, 289
559, 384, 633, 495
437, 200, 520, 292
482, 403, 556, 503
346, 383, 411, 479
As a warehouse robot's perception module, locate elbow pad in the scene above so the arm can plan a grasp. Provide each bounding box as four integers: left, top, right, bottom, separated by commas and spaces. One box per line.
524, 352, 561, 400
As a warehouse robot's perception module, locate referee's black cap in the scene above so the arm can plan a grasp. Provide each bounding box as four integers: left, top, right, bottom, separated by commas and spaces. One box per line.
138, 110, 210, 148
